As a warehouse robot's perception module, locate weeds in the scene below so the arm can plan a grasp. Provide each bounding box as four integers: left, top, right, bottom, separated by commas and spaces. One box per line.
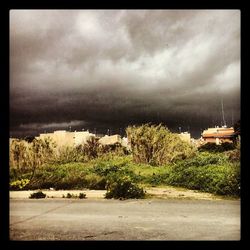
10, 153, 240, 197
105, 176, 145, 200
29, 191, 46, 199
62, 192, 87, 199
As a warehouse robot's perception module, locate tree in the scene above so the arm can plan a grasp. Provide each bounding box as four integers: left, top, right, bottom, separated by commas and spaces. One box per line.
82, 136, 100, 160
126, 123, 196, 165
29, 138, 56, 179
9, 137, 56, 180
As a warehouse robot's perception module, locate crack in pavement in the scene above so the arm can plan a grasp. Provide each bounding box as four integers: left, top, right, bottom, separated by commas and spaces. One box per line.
10, 201, 74, 226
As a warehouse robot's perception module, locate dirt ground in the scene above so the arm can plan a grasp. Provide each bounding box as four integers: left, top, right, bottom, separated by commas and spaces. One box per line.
9, 186, 228, 200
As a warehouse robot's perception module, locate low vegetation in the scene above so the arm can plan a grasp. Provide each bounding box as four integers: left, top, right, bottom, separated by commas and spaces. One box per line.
167, 153, 240, 196
10, 124, 240, 199
62, 192, 86, 199
198, 142, 236, 153
29, 191, 46, 199
105, 176, 145, 200
126, 124, 196, 165
10, 178, 30, 190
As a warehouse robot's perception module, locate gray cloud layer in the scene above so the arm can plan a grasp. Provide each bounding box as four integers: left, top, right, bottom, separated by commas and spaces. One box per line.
10, 10, 240, 138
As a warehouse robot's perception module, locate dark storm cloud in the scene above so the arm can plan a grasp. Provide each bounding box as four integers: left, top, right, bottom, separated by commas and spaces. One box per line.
10, 10, 240, 138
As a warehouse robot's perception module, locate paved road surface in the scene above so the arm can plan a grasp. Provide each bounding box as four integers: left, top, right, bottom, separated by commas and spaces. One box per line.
10, 199, 240, 240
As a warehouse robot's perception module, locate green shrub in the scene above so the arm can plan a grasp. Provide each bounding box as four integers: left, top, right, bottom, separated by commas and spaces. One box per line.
10, 179, 30, 190
105, 176, 145, 199
10, 151, 240, 197
92, 163, 121, 176
84, 173, 107, 189
168, 161, 240, 196
29, 191, 46, 199
91, 159, 140, 185
79, 193, 86, 199
66, 193, 73, 198
198, 142, 236, 152
174, 152, 229, 168
54, 146, 84, 163
9, 138, 56, 181
66, 193, 79, 198
126, 124, 196, 165
63, 193, 86, 199
24, 163, 90, 190
225, 149, 240, 162
148, 172, 171, 186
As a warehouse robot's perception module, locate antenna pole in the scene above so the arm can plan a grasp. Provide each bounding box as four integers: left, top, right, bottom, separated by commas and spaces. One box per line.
231, 110, 234, 127
221, 99, 226, 127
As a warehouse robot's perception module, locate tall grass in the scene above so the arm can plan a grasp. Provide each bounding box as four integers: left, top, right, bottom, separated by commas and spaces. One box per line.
10, 152, 240, 196
9, 125, 240, 197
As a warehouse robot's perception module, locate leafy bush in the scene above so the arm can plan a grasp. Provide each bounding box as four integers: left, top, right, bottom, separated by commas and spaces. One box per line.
174, 152, 229, 168
198, 142, 236, 152
62, 192, 86, 199
225, 149, 240, 162
22, 162, 107, 190
53, 146, 84, 163
105, 176, 145, 199
9, 138, 56, 179
98, 143, 129, 157
66, 193, 79, 198
29, 191, 46, 199
10, 179, 30, 190
168, 160, 240, 196
147, 172, 171, 186
10, 151, 240, 197
81, 137, 100, 160
92, 163, 121, 176
66, 193, 73, 198
84, 173, 107, 189
79, 193, 86, 199
126, 124, 196, 165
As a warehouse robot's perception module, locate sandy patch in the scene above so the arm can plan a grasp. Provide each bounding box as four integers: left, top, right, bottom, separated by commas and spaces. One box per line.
144, 187, 223, 200
10, 190, 106, 199
9, 187, 226, 200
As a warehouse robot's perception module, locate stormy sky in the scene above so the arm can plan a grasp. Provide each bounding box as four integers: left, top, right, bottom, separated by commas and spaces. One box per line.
10, 10, 240, 138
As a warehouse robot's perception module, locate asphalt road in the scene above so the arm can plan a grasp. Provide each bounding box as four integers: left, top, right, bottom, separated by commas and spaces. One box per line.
10, 199, 240, 240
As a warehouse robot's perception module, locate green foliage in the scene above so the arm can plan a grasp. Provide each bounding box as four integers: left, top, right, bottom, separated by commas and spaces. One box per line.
10, 140, 240, 197
174, 152, 229, 168
22, 162, 107, 190
62, 192, 86, 199
79, 193, 86, 199
225, 148, 240, 162
198, 142, 236, 152
81, 137, 100, 160
10, 179, 30, 190
98, 143, 129, 157
167, 153, 240, 196
66, 193, 76, 198
9, 138, 56, 179
105, 176, 145, 199
10, 152, 240, 197
83, 173, 107, 189
126, 124, 196, 165
29, 191, 46, 199
54, 146, 84, 163
50, 138, 128, 164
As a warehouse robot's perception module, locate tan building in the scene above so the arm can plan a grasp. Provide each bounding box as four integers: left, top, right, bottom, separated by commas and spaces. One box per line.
178, 132, 191, 143
36, 130, 95, 148
98, 134, 130, 149
202, 126, 235, 145
98, 134, 122, 145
